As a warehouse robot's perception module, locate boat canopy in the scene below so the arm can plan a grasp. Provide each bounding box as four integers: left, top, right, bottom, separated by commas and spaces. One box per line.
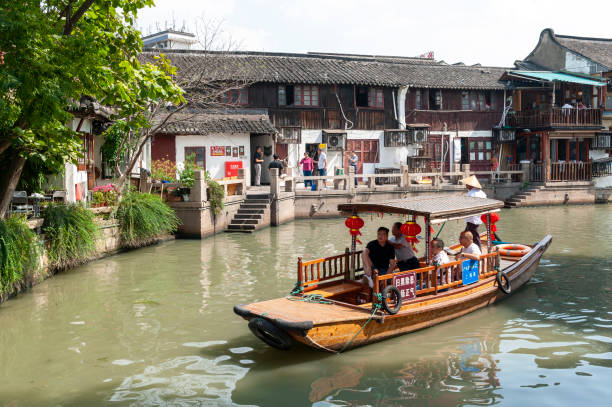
338, 195, 504, 222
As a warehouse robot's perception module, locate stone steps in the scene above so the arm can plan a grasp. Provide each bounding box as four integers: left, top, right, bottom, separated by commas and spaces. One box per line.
504, 185, 546, 207
226, 194, 271, 233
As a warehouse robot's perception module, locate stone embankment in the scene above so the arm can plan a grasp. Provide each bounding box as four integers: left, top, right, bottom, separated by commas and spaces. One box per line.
0, 208, 172, 306
168, 167, 612, 238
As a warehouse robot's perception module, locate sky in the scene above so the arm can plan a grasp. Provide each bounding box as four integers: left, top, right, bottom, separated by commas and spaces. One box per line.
137, 0, 612, 67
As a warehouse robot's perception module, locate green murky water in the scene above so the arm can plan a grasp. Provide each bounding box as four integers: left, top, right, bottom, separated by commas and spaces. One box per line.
1, 205, 611, 406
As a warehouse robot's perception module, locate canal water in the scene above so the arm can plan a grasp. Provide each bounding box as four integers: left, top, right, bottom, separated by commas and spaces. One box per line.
1, 205, 611, 406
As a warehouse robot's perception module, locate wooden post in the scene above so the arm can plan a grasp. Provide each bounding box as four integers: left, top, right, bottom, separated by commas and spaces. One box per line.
486, 213, 492, 253
344, 247, 351, 281
425, 215, 431, 264
297, 257, 303, 288
372, 270, 379, 311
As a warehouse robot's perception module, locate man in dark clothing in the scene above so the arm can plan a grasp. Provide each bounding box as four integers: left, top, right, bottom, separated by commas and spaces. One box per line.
268, 154, 283, 172
361, 227, 396, 288
253, 146, 263, 186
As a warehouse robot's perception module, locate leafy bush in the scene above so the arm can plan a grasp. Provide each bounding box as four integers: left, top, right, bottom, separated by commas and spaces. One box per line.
116, 191, 180, 247
204, 171, 225, 215
0, 216, 40, 294
43, 204, 98, 270
151, 158, 177, 182
178, 153, 203, 189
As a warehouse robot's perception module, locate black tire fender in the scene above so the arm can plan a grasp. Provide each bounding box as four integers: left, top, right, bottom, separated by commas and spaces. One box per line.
381, 285, 402, 315
496, 271, 511, 295
248, 317, 293, 350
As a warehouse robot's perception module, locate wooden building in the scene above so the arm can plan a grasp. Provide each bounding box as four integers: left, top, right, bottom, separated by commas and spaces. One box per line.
502, 28, 612, 183
145, 49, 509, 181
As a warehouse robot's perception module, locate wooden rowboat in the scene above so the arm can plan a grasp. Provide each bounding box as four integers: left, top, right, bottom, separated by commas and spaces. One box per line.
234, 195, 552, 352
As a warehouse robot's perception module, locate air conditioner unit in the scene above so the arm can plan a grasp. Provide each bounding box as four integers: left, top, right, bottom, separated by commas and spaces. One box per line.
412, 128, 429, 143
278, 127, 301, 144
322, 132, 346, 150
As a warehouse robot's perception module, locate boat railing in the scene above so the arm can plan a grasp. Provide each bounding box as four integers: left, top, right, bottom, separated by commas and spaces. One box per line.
372, 252, 500, 307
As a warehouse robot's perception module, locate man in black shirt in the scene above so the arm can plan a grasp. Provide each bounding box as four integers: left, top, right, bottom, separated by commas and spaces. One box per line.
253, 146, 263, 186
361, 227, 397, 288
268, 154, 283, 173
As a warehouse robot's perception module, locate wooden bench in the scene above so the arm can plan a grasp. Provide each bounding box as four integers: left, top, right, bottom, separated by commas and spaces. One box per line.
306, 281, 364, 298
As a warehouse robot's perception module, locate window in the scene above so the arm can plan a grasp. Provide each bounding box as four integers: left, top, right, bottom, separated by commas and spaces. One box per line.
356, 86, 383, 108
429, 90, 442, 110
221, 88, 247, 105
462, 91, 470, 110
184, 147, 205, 169
461, 91, 493, 111
294, 85, 319, 106
467, 138, 494, 169
415, 90, 422, 110
278, 85, 295, 106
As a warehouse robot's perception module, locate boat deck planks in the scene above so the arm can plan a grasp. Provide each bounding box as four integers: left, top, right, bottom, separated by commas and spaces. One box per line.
243, 297, 372, 325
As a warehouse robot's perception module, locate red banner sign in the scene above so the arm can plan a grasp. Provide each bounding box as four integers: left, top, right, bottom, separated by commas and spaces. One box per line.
225, 161, 243, 177
393, 272, 416, 300
210, 146, 225, 156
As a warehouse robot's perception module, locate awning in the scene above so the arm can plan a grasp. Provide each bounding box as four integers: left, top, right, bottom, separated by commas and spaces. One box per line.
506, 71, 607, 86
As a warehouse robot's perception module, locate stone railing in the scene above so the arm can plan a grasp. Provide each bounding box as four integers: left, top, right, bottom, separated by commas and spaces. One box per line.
276, 164, 526, 193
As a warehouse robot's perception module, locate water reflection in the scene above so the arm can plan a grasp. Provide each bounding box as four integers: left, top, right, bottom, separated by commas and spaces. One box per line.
0, 205, 611, 406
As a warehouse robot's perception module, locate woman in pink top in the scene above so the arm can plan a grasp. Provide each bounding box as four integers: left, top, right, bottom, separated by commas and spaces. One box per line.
299, 152, 314, 188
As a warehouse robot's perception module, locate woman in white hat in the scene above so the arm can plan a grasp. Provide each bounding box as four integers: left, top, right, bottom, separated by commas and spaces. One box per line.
461, 175, 486, 250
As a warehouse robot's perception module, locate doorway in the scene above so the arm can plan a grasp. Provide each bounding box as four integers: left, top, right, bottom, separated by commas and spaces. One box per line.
250, 133, 274, 185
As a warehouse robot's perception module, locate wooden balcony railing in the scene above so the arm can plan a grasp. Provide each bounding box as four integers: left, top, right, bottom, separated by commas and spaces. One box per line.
506, 108, 602, 128
549, 162, 592, 182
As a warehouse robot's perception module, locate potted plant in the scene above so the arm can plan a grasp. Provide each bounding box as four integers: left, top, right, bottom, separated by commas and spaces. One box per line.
151, 158, 177, 183
91, 183, 119, 207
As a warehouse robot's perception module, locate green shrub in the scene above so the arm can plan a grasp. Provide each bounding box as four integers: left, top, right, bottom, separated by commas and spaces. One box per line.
0, 216, 40, 294
43, 204, 98, 270
116, 191, 180, 247
204, 171, 225, 215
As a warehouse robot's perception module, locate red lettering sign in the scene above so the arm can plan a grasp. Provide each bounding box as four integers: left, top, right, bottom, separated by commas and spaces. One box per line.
210, 146, 225, 156
225, 161, 243, 177
393, 272, 416, 300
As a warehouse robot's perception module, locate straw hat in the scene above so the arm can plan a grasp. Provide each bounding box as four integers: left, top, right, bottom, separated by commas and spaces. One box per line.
460, 175, 482, 189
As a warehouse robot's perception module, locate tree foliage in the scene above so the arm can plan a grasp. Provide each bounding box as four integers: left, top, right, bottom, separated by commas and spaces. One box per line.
0, 0, 184, 216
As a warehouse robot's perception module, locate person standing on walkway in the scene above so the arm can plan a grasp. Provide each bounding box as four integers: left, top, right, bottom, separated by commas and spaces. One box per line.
348, 150, 358, 187
253, 146, 263, 186
299, 152, 314, 188
315, 147, 327, 190
268, 154, 283, 172
461, 175, 486, 250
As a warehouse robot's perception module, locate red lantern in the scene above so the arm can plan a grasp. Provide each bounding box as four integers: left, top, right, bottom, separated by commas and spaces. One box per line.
400, 220, 421, 251
345, 215, 364, 244
481, 212, 500, 232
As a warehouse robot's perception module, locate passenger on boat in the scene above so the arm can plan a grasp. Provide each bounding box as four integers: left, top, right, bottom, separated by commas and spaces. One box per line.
456, 231, 482, 260
461, 175, 486, 250
361, 227, 397, 288
430, 238, 450, 266
431, 238, 451, 285
389, 222, 420, 271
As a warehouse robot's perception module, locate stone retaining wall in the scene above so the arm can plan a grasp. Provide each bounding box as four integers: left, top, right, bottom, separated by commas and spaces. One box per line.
0, 219, 172, 306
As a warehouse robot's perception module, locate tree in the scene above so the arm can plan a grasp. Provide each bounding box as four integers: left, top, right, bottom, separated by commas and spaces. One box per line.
0, 0, 183, 217
104, 18, 255, 189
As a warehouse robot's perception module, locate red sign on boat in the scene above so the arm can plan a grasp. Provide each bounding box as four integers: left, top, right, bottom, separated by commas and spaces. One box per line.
393, 272, 416, 300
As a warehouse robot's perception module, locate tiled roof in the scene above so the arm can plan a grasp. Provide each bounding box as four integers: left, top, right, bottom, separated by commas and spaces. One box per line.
141, 50, 508, 90
555, 34, 612, 69
157, 111, 277, 135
